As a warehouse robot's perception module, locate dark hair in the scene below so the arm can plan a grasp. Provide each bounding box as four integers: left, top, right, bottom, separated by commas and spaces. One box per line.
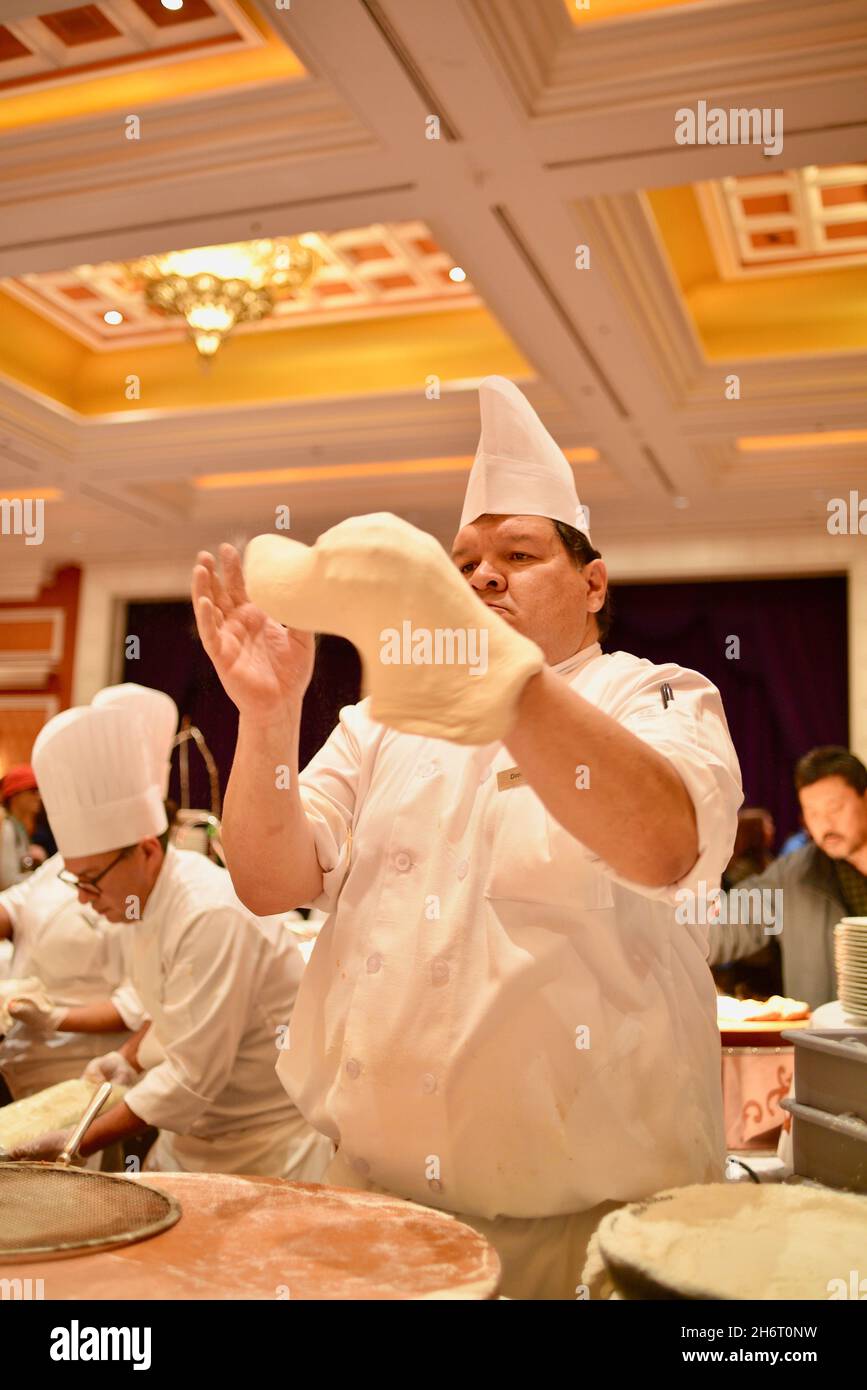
121, 827, 171, 855
794, 747, 867, 797
552, 520, 612, 643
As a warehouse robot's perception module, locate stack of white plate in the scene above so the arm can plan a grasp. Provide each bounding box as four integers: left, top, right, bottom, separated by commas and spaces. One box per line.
834, 917, 867, 1023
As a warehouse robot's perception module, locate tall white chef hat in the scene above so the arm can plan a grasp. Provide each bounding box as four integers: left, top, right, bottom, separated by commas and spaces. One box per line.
32, 705, 167, 859
92, 683, 178, 796
459, 376, 591, 540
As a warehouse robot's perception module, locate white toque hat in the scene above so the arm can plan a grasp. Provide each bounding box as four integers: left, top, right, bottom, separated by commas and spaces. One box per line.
92, 683, 178, 797
460, 376, 591, 540
32, 705, 167, 858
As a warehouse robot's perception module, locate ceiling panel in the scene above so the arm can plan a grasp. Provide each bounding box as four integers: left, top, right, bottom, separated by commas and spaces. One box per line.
3, 221, 477, 351
0, 0, 252, 92
0, 0, 865, 576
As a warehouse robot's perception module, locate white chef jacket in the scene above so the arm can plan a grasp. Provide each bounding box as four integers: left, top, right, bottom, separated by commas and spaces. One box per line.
122, 846, 321, 1158
0, 854, 143, 1099
279, 642, 743, 1220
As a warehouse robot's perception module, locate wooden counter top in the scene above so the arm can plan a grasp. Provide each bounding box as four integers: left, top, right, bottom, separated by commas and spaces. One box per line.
1, 1170, 501, 1301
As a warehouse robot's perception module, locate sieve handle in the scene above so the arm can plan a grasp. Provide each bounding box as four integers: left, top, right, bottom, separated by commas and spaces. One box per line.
57, 1081, 114, 1168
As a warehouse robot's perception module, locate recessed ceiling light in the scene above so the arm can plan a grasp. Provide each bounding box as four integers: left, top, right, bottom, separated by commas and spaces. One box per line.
448, 266, 467, 283
103, 310, 123, 325
161, 0, 184, 11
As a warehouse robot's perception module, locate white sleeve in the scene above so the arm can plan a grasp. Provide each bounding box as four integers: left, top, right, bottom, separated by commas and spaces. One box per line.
123, 908, 264, 1134
296, 701, 371, 914
580, 672, 743, 905
0, 871, 32, 929
110, 980, 147, 1032
0, 851, 59, 931
100, 923, 145, 1029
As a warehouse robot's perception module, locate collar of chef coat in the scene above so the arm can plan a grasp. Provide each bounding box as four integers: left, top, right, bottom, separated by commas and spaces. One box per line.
549, 641, 601, 680
140, 842, 178, 923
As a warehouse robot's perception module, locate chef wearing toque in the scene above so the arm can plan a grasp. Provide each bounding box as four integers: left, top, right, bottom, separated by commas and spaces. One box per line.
0, 857, 143, 1101
193, 376, 742, 1297
10, 685, 331, 1182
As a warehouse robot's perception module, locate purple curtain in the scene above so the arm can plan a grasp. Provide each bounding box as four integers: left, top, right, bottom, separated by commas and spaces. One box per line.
607, 576, 848, 847
123, 601, 361, 813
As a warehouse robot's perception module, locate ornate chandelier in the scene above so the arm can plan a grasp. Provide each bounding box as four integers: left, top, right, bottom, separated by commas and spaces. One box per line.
128, 237, 320, 358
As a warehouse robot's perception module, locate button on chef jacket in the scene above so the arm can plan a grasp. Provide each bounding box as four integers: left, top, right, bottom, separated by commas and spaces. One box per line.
122, 845, 308, 1142
279, 642, 743, 1220
0, 853, 144, 1099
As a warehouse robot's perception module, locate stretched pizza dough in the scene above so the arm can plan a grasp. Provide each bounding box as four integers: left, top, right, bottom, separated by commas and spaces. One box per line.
244, 513, 545, 745
591, 1183, 867, 1300
0, 1078, 126, 1150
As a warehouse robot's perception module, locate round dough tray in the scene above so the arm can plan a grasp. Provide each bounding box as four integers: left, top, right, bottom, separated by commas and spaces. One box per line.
0, 1172, 501, 1299
595, 1182, 867, 1300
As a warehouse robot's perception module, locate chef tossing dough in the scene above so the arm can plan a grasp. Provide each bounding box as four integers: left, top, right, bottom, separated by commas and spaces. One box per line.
192, 374, 743, 1301
244, 513, 544, 745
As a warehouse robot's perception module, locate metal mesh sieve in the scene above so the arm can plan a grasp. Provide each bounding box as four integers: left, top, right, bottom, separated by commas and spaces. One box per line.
0, 1163, 181, 1262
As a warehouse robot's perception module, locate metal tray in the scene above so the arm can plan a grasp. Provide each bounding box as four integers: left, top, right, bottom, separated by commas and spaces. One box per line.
0, 1163, 181, 1262
780, 1027, 867, 1123
780, 1098, 867, 1195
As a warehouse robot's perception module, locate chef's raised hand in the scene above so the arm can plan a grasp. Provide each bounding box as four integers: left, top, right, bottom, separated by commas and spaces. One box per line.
192, 543, 315, 719
82, 1051, 139, 1088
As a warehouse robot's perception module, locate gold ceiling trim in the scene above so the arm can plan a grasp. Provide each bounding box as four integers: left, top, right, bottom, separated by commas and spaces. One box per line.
645, 182, 867, 360
0, 0, 304, 132
194, 446, 600, 490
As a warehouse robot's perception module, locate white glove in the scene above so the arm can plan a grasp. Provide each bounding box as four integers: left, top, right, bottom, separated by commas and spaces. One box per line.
82, 1051, 139, 1088
0, 976, 42, 1033
8, 1127, 72, 1163
7, 991, 68, 1034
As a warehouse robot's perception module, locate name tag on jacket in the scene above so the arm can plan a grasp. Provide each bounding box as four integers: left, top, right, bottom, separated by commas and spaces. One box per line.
496, 767, 525, 792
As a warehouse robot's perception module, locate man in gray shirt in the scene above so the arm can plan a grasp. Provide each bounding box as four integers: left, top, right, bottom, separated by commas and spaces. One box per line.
708, 747, 867, 1008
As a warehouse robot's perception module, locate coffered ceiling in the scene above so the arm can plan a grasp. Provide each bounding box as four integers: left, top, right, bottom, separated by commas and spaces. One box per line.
5, 220, 478, 350
0, 0, 265, 93
0, 0, 865, 594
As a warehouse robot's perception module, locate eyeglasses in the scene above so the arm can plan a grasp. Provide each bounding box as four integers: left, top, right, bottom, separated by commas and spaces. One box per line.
58, 846, 134, 895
